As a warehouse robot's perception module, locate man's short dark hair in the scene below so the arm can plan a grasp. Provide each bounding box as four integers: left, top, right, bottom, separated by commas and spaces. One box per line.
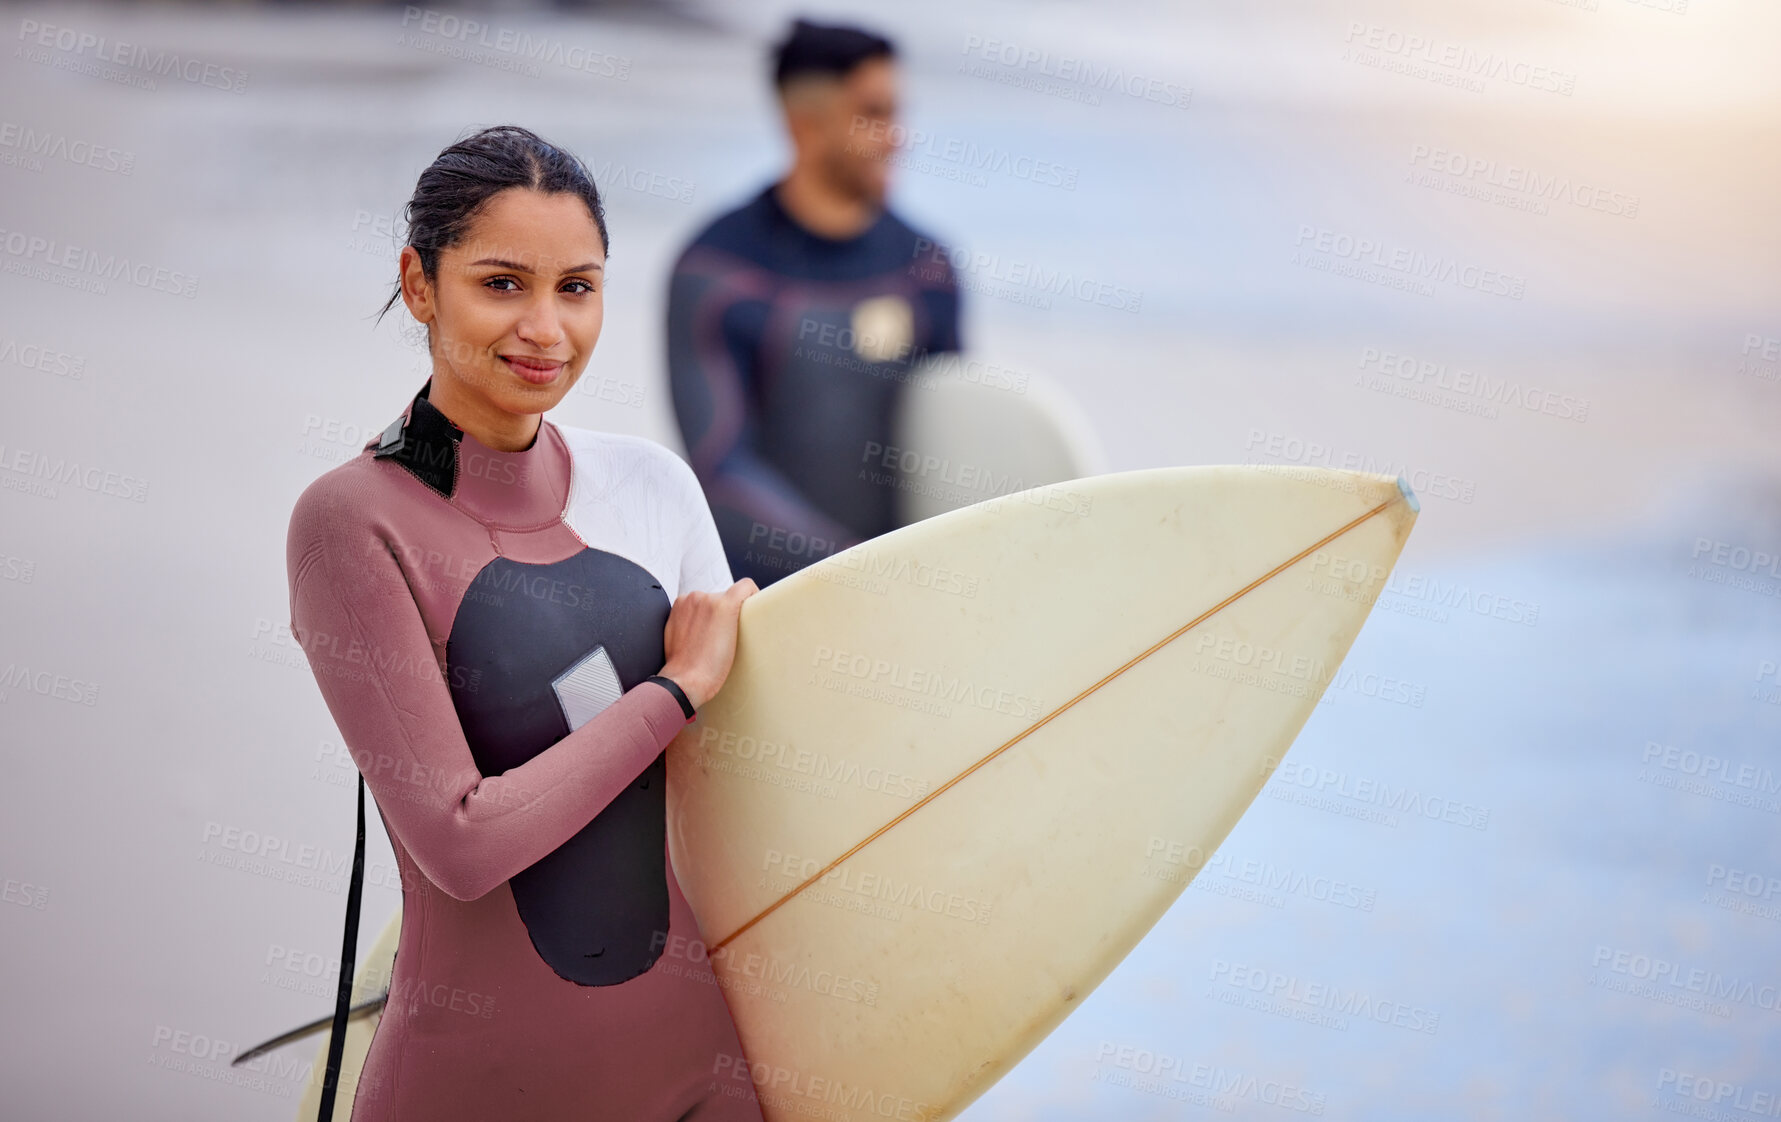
772, 18, 896, 89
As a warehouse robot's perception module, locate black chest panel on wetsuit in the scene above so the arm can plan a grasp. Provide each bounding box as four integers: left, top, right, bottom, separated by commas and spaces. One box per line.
445, 547, 673, 987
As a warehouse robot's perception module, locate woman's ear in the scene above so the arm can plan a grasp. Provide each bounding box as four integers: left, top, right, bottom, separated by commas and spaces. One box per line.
398, 245, 436, 331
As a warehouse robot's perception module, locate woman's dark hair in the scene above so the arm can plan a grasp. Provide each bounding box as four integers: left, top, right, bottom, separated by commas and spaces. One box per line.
375, 124, 609, 328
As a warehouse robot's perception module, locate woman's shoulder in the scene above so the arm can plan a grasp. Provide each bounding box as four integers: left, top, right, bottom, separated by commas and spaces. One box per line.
285, 451, 414, 578
549, 421, 704, 500
549, 420, 728, 593
289, 448, 407, 524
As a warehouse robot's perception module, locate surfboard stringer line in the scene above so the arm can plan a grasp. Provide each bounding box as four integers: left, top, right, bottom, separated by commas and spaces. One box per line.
708, 482, 1415, 953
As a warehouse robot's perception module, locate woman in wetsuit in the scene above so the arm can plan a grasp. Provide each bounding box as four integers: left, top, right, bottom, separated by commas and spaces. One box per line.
285, 125, 764, 1121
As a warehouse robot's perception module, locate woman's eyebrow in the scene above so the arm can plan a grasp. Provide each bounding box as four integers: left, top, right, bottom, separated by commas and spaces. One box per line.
470, 257, 604, 274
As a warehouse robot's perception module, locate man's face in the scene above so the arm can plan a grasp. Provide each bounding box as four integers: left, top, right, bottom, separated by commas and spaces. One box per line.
799, 56, 901, 205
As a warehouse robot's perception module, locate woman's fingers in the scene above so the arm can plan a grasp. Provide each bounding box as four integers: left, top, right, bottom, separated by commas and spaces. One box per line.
660, 579, 757, 710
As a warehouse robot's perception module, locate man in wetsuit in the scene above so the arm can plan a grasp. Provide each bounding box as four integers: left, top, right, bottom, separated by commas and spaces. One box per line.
666, 18, 964, 586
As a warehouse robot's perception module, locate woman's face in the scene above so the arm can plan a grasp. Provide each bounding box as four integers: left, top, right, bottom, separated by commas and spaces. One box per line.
400, 186, 606, 417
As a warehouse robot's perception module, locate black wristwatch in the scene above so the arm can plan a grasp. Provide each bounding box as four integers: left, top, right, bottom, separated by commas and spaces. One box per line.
644, 674, 697, 722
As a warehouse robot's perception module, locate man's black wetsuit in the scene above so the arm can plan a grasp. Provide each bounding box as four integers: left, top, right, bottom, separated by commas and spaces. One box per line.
666, 180, 962, 586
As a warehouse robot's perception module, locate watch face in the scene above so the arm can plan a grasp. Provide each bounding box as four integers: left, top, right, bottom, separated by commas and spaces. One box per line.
552, 644, 623, 731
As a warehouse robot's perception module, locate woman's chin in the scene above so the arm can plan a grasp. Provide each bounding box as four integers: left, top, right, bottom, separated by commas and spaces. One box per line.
490, 370, 575, 413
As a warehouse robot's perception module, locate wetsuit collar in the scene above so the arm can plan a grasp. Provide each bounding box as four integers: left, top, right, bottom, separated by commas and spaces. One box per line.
372, 377, 462, 498
372, 378, 568, 526
761, 180, 886, 249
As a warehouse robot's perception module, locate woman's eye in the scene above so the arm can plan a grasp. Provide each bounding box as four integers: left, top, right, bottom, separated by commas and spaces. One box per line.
564, 279, 597, 295
485, 276, 520, 291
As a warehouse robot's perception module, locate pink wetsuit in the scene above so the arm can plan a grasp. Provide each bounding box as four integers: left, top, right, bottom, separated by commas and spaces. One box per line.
285, 378, 765, 1122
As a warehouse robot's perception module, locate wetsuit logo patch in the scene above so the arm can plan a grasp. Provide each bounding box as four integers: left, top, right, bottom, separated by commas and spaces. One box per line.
553, 645, 624, 730
850, 294, 914, 362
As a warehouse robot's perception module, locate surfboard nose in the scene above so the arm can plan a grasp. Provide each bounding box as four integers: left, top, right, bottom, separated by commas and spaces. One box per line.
1396, 475, 1421, 513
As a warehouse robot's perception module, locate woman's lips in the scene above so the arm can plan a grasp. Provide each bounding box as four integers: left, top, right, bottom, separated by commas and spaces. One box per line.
502, 355, 565, 385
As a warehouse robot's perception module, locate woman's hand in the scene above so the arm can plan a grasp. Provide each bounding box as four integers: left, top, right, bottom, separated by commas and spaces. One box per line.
659, 578, 759, 710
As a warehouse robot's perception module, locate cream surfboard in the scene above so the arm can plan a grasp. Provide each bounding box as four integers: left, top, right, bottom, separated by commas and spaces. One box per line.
890, 353, 1106, 526
665, 465, 1418, 1122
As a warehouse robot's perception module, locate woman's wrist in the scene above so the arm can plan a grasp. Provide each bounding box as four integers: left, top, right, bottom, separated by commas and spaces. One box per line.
644, 675, 698, 722
653, 668, 709, 712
